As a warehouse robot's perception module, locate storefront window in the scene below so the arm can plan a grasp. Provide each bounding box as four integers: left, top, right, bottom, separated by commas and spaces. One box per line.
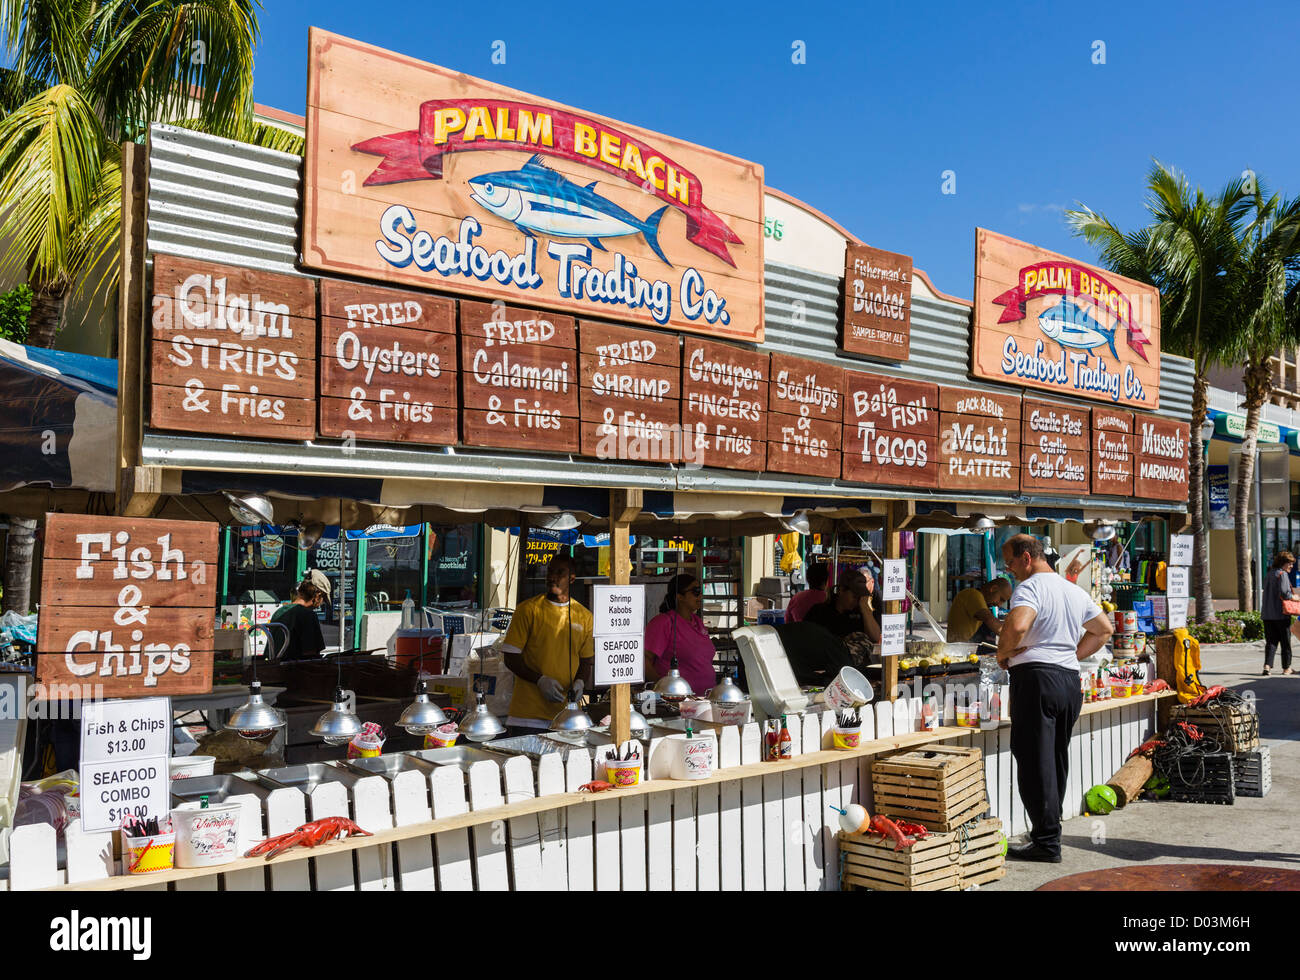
223, 527, 300, 606
303, 536, 359, 652
426, 524, 480, 605
361, 532, 422, 613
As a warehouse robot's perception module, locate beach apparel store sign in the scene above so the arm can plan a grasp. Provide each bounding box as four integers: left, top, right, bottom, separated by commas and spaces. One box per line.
972, 229, 1160, 410
303, 30, 765, 344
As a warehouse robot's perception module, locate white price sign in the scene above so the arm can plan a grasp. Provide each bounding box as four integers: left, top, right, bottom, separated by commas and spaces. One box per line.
1169, 534, 1193, 567
1166, 566, 1190, 599
594, 634, 645, 685
79, 697, 171, 833
880, 613, 906, 658
592, 584, 646, 686
881, 560, 906, 602
1167, 597, 1189, 630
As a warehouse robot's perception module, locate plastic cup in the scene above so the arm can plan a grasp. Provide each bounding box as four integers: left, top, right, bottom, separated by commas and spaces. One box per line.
423, 729, 459, 749
605, 760, 642, 786
125, 832, 175, 874
831, 726, 862, 750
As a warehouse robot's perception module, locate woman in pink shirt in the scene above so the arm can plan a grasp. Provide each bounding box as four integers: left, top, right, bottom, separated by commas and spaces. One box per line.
645, 574, 718, 694
785, 563, 830, 623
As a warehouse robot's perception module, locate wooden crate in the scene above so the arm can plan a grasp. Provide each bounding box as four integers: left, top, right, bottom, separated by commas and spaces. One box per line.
1172, 703, 1259, 754
839, 830, 962, 892
956, 817, 1006, 888
871, 745, 989, 831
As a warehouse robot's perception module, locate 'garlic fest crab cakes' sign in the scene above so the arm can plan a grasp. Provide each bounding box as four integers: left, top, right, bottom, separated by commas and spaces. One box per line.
972, 229, 1160, 410
303, 29, 765, 345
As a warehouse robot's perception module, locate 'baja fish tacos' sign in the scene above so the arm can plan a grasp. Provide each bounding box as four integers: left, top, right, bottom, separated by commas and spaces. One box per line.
973, 229, 1160, 410
303, 30, 764, 345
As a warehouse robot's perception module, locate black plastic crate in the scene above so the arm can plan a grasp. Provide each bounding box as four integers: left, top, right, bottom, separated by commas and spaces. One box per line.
1234, 747, 1271, 798
1166, 751, 1235, 805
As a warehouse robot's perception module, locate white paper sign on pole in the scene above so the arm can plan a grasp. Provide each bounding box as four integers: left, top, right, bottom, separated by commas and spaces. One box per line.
1167, 597, 1189, 630
592, 584, 646, 686
881, 560, 907, 602
79, 697, 171, 833
1166, 566, 1190, 599
880, 614, 907, 658
1169, 534, 1194, 567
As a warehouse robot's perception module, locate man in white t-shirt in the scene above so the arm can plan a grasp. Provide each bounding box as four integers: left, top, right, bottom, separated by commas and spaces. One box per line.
996, 534, 1114, 863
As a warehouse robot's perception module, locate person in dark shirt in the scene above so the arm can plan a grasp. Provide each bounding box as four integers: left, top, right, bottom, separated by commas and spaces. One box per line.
805, 570, 881, 667
270, 570, 329, 661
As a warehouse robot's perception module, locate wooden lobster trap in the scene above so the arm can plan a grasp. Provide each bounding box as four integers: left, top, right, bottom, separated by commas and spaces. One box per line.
838, 829, 962, 892
871, 745, 989, 831
1234, 747, 1271, 798
956, 818, 1006, 888
1171, 702, 1259, 754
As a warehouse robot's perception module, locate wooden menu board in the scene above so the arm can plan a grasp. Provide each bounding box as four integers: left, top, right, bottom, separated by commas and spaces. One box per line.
578, 320, 682, 462
841, 371, 938, 488
459, 300, 580, 453
1133, 416, 1190, 501
766, 354, 844, 479
35, 515, 218, 699
973, 228, 1160, 410
842, 244, 911, 361
937, 387, 1021, 493
318, 280, 458, 444
302, 29, 765, 344
1091, 408, 1135, 496
149, 254, 317, 440
1020, 398, 1091, 494
681, 338, 768, 471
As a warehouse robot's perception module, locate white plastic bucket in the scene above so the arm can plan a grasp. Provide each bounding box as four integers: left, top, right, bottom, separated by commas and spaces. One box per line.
169, 755, 215, 780
821, 666, 873, 711
171, 802, 242, 868
669, 732, 717, 780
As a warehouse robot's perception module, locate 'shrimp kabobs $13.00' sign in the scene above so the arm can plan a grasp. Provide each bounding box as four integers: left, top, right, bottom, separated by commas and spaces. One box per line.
35, 515, 219, 699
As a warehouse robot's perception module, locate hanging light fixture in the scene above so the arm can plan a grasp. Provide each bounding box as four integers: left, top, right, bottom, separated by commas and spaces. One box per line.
966, 514, 996, 532
653, 656, 694, 702
524, 510, 580, 531
310, 686, 363, 745
290, 520, 325, 551
458, 691, 506, 742
627, 704, 649, 739
224, 491, 274, 527
397, 680, 448, 735
709, 672, 746, 705
550, 694, 595, 733
779, 512, 811, 535
1088, 521, 1117, 542
225, 679, 286, 739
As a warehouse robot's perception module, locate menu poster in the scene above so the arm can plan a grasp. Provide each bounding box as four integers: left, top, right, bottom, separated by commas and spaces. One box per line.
680, 338, 768, 471
881, 559, 906, 601
1167, 597, 1189, 630
766, 354, 844, 479
880, 613, 906, 657
1166, 566, 1190, 599
318, 280, 458, 444
1169, 534, 1193, 567
592, 584, 646, 686
936, 387, 1022, 493
578, 321, 682, 463
460, 300, 580, 453
841, 371, 939, 487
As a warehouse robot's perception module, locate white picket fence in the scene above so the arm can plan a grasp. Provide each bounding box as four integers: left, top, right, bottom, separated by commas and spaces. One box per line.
2, 697, 1157, 891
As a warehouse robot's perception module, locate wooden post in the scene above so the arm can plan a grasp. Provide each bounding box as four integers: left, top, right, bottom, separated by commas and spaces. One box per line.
609, 489, 642, 745
1154, 632, 1179, 731
116, 139, 150, 517
884, 503, 903, 702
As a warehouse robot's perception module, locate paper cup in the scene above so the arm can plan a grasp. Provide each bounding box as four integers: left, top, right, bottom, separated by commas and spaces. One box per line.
605, 760, 642, 786
125, 832, 175, 874
169, 755, 215, 780
822, 666, 873, 711
831, 726, 861, 750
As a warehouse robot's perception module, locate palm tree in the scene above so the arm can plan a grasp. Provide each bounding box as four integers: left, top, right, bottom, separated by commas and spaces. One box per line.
1217, 183, 1300, 610
0, 0, 303, 613
1068, 162, 1247, 623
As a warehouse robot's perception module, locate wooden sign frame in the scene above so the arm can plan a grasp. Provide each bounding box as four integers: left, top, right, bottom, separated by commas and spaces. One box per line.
936, 387, 1022, 493
766, 354, 844, 479
842, 244, 911, 361
1092, 408, 1135, 497
1133, 416, 1190, 502
841, 371, 938, 488
680, 338, 768, 471
1020, 398, 1091, 494
578, 320, 682, 463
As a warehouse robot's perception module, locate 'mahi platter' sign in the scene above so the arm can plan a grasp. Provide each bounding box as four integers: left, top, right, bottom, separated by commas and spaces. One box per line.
303, 30, 765, 344
972, 229, 1160, 410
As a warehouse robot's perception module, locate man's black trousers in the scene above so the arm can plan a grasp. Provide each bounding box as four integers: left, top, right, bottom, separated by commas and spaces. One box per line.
1008, 663, 1083, 855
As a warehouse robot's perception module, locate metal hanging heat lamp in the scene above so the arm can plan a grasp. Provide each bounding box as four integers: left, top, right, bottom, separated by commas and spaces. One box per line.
290, 520, 326, 551
779, 512, 811, 536
653, 656, 694, 702
709, 672, 746, 705
1088, 521, 1117, 542
225, 679, 285, 740
311, 686, 363, 746
458, 691, 506, 742
398, 680, 448, 735
550, 688, 594, 734
966, 514, 996, 532
224, 491, 274, 527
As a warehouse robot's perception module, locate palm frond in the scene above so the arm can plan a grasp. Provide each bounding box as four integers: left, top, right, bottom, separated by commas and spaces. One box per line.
67, 154, 123, 317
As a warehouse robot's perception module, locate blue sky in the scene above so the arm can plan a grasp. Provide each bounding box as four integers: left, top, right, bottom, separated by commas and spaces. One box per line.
252, 0, 1298, 298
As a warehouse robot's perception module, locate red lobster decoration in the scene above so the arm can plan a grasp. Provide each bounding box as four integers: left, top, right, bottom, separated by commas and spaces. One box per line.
866, 814, 920, 851
1185, 686, 1225, 708
245, 817, 372, 860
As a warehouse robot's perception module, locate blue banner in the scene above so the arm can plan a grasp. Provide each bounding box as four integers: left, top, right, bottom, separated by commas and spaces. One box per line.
1207, 465, 1231, 530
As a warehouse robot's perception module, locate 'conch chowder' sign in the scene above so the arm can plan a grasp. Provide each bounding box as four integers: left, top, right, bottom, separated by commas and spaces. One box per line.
302, 29, 765, 344
972, 229, 1160, 410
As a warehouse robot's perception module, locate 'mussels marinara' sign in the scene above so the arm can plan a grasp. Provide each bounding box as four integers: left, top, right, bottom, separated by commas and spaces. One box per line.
1134, 416, 1190, 502
973, 229, 1160, 410
303, 29, 764, 344
842, 244, 911, 361
35, 515, 218, 699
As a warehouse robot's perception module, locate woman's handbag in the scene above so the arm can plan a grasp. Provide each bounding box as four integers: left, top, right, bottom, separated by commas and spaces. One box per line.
1282, 598, 1300, 616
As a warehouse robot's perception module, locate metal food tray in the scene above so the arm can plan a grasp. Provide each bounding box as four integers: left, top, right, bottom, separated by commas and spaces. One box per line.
482, 733, 579, 762
255, 762, 361, 792
339, 754, 441, 780
169, 773, 270, 806
407, 746, 512, 771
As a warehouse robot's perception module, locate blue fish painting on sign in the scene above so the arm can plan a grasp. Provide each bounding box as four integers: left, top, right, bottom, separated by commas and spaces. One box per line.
1037, 297, 1119, 359
467, 154, 672, 266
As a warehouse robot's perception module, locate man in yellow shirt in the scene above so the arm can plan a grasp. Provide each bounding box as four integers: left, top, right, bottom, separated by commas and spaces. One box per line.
502, 555, 595, 731
947, 579, 1012, 645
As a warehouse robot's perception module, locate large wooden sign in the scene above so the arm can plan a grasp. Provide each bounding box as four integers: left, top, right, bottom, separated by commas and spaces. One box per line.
681, 338, 768, 471
150, 254, 317, 439
766, 354, 844, 479
35, 515, 218, 698
1133, 416, 1190, 502
937, 387, 1021, 493
1020, 398, 1091, 494
842, 244, 911, 361
841, 371, 938, 487
459, 300, 580, 453
318, 280, 458, 444
1092, 408, 1135, 497
302, 29, 765, 345
973, 229, 1160, 410
578, 320, 682, 462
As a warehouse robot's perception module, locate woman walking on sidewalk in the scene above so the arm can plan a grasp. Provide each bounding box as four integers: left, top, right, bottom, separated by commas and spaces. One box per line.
1262, 550, 1295, 675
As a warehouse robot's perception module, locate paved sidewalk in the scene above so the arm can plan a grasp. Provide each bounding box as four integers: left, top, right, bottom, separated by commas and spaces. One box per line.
984, 641, 1300, 890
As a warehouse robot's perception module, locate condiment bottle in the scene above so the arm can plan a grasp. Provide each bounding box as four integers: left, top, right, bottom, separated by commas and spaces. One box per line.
921, 693, 938, 731
764, 719, 779, 761
778, 716, 793, 759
